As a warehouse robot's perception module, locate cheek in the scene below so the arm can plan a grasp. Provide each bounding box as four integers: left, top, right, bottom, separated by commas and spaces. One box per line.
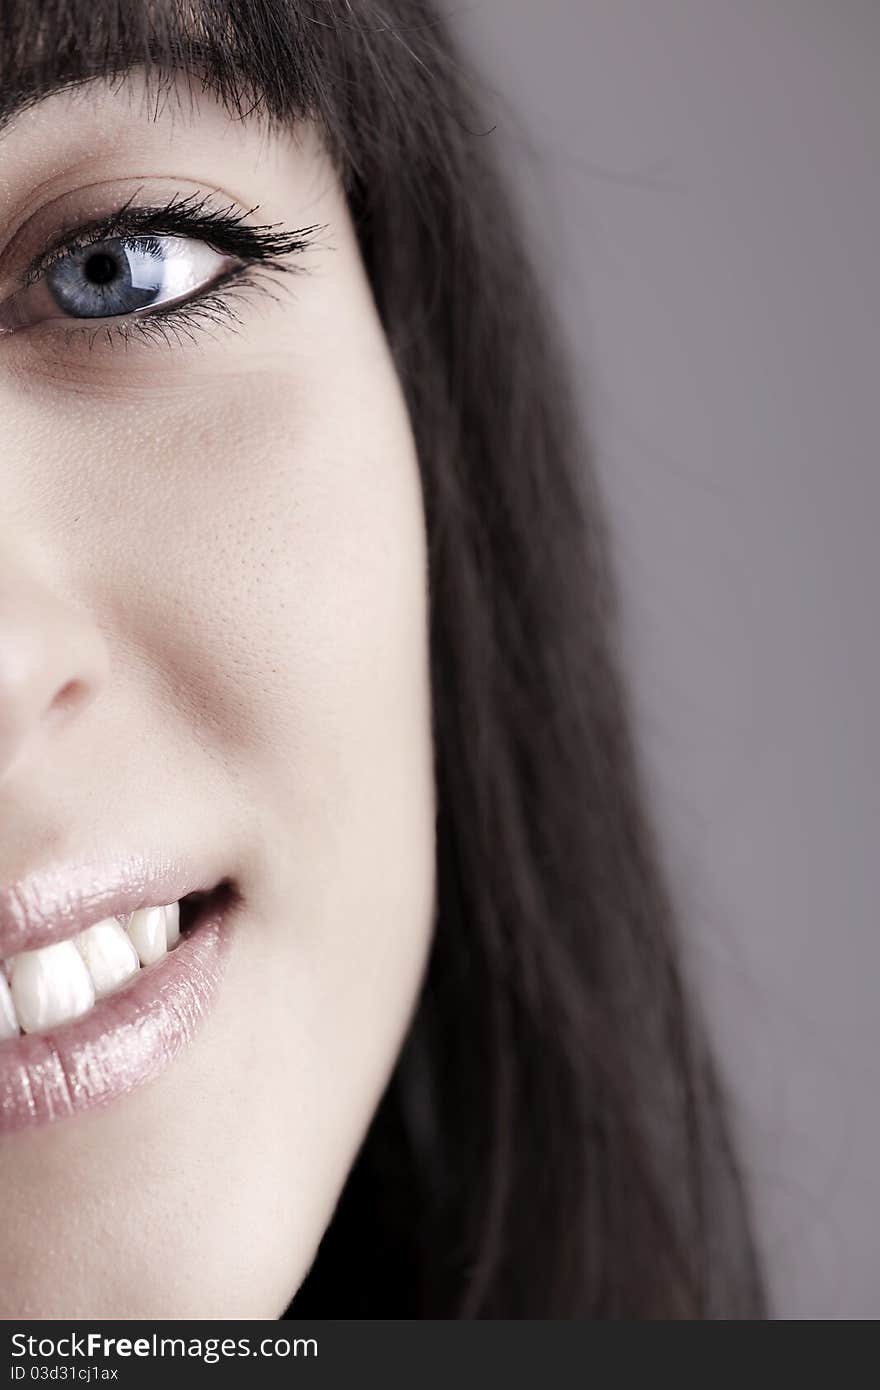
122, 354, 438, 1020
53, 332, 435, 860
128, 355, 438, 939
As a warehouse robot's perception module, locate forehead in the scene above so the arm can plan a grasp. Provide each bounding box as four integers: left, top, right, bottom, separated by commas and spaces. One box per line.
0, 0, 317, 134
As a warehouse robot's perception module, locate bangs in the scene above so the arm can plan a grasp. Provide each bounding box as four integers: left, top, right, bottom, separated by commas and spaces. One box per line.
0, 0, 332, 132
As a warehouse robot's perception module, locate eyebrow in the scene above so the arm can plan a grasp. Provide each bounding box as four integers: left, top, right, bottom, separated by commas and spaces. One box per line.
0, 0, 315, 137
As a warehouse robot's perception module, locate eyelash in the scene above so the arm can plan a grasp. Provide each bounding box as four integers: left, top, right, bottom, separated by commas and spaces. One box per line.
69, 270, 277, 354
17, 191, 325, 351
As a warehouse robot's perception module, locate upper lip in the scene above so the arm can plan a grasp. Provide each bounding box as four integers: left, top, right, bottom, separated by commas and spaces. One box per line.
0, 855, 221, 960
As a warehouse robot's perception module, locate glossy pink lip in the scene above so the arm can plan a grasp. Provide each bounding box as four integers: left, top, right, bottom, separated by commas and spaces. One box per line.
0, 854, 224, 959
0, 866, 236, 1135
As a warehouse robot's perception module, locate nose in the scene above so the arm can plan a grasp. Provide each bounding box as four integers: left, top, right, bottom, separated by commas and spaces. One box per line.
0, 549, 109, 786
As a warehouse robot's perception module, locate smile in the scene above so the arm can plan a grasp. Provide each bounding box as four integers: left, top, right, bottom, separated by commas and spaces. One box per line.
0, 862, 235, 1134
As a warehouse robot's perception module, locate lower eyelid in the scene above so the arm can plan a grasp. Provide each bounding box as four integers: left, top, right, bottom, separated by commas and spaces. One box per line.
5, 263, 289, 356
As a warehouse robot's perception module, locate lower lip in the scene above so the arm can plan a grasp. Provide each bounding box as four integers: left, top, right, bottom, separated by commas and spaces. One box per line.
0, 893, 233, 1135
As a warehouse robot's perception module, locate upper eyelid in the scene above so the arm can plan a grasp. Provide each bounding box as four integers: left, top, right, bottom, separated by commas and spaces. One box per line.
19, 191, 158, 284
23, 198, 320, 285
29, 191, 244, 263
4, 190, 328, 294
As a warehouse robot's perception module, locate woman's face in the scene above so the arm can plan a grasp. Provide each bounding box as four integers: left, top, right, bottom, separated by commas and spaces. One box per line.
0, 73, 436, 1317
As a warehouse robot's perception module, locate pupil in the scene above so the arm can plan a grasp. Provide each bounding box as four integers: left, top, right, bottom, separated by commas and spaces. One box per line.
84, 252, 119, 286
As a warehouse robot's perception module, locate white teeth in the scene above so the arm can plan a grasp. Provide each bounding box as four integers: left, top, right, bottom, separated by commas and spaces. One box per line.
76, 918, 141, 999
9, 940, 96, 1035
0, 971, 18, 1039
164, 900, 180, 949
0, 898, 186, 1038
126, 905, 169, 966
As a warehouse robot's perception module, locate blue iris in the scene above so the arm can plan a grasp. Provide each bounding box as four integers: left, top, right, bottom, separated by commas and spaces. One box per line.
46, 237, 167, 318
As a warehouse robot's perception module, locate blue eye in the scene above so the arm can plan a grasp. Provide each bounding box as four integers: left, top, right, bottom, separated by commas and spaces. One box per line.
0, 234, 237, 333
48, 236, 176, 318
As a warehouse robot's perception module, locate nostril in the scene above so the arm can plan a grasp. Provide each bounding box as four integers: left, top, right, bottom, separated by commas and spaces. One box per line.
47, 678, 89, 721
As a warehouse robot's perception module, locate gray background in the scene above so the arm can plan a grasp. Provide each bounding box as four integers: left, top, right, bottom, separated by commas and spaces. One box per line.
455, 0, 879, 1318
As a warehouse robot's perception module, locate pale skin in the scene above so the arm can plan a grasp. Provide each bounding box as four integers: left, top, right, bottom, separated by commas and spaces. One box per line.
0, 74, 436, 1317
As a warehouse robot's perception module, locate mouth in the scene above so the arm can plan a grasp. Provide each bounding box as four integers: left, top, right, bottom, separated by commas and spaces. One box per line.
0, 875, 236, 1134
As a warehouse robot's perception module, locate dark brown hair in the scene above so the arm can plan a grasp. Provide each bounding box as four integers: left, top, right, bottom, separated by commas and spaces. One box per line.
2, 0, 765, 1317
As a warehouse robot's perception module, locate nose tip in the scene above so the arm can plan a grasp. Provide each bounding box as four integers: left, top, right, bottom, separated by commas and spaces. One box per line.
0, 564, 109, 786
